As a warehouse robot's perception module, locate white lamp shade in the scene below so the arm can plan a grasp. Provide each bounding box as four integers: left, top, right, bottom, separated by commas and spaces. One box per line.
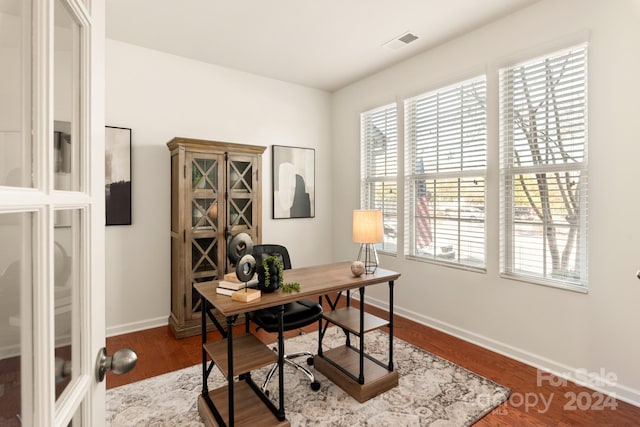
352, 210, 383, 243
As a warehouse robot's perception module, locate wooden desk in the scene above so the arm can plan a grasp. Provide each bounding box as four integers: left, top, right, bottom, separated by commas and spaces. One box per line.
195, 261, 400, 426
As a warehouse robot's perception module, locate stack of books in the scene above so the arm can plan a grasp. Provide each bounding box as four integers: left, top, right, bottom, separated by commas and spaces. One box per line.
215, 278, 259, 296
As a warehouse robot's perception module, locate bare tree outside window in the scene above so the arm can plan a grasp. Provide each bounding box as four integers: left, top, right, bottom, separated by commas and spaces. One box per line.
500, 45, 588, 289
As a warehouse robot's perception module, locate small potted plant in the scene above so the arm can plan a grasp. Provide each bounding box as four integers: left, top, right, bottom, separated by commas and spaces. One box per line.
257, 255, 283, 293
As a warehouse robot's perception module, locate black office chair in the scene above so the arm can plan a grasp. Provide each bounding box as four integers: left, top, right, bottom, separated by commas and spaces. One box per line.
249, 244, 322, 392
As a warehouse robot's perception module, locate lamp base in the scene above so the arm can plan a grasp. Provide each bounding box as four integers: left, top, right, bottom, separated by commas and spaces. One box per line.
357, 243, 379, 274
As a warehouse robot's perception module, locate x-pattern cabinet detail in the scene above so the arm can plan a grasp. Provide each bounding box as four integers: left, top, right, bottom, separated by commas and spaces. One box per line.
168, 137, 265, 339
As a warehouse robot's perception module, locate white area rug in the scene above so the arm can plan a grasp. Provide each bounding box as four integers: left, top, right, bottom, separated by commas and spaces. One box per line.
106, 328, 509, 426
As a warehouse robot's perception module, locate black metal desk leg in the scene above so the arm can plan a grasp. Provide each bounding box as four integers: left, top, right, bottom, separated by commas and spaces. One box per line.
277, 304, 285, 420
226, 315, 235, 427
359, 286, 365, 384
389, 280, 394, 371
317, 296, 323, 357
201, 297, 208, 395
346, 290, 351, 347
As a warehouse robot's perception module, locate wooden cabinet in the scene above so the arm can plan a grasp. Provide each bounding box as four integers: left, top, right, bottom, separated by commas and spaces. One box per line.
167, 137, 265, 338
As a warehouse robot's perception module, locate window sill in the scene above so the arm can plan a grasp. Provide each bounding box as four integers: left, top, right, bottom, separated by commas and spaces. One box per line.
405, 254, 486, 274
500, 272, 588, 294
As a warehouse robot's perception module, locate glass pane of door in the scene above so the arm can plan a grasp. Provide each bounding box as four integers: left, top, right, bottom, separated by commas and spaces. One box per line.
228, 158, 254, 235
229, 160, 251, 192
0, 0, 33, 188
188, 154, 221, 316
192, 158, 218, 191
54, 209, 80, 401
54, 0, 81, 192
0, 212, 33, 426
192, 197, 218, 231
67, 400, 83, 426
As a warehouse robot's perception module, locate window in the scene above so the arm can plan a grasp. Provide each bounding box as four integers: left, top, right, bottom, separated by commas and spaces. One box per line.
405, 77, 487, 268
499, 44, 588, 291
360, 103, 397, 253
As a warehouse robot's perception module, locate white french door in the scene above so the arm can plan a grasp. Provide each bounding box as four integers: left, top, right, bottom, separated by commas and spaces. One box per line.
0, 0, 106, 426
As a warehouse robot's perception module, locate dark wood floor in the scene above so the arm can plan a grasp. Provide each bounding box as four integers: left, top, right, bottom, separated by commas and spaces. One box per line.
106, 300, 640, 425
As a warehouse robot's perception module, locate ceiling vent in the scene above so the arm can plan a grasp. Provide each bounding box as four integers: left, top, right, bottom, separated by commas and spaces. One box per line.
384, 31, 419, 50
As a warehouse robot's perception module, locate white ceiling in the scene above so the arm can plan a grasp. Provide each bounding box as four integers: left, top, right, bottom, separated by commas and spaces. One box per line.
106, 0, 538, 92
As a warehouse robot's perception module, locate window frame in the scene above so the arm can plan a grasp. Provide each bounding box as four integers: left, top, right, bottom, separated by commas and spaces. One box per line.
499, 43, 589, 292
404, 76, 488, 270
360, 103, 398, 255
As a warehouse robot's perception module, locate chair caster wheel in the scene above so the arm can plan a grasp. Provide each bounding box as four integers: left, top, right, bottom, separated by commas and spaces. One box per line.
306, 357, 314, 366
311, 381, 321, 391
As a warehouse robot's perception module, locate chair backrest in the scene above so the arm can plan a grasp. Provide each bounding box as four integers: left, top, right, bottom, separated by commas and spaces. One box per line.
252, 244, 292, 270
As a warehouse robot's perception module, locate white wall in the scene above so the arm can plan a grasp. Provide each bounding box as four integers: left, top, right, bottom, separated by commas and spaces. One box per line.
331, 0, 640, 404
105, 40, 332, 335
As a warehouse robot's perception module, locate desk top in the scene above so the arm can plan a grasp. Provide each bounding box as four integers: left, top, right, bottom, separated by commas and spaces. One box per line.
195, 261, 400, 317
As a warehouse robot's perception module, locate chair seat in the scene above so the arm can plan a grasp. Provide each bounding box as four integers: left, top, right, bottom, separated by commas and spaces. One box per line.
251, 299, 322, 333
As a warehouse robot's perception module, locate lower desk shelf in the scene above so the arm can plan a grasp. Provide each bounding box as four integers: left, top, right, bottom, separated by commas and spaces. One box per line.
322, 307, 389, 335
203, 333, 277, 378
314, 345, 399, 403
198, 381, 290, 427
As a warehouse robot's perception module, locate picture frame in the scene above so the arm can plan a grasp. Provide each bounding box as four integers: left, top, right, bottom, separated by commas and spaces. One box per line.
272, 145, 315, 219
105, 126, 132, 226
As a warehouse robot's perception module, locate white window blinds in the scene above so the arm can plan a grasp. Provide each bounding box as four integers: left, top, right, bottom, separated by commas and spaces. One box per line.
405, 77, 487, 268
499, 44, 588, 290
361, 103, 398, 253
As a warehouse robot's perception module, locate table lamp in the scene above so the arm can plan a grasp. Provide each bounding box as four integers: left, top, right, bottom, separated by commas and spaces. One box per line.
352, 209, 383, 274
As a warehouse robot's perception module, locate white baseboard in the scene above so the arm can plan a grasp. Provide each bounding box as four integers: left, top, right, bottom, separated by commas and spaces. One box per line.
0, 343, 20, 361
360, 294, 640, 408
106, 316, 168, 338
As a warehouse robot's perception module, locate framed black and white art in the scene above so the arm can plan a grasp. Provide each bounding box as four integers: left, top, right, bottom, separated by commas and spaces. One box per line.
272, 145, 315, 219
105, 126, 132, 226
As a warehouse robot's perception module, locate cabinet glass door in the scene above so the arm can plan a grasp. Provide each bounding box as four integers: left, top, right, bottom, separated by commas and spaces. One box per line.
227, 156, 257, 273
227, 156, 256, 233
188, 154, 223, 317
